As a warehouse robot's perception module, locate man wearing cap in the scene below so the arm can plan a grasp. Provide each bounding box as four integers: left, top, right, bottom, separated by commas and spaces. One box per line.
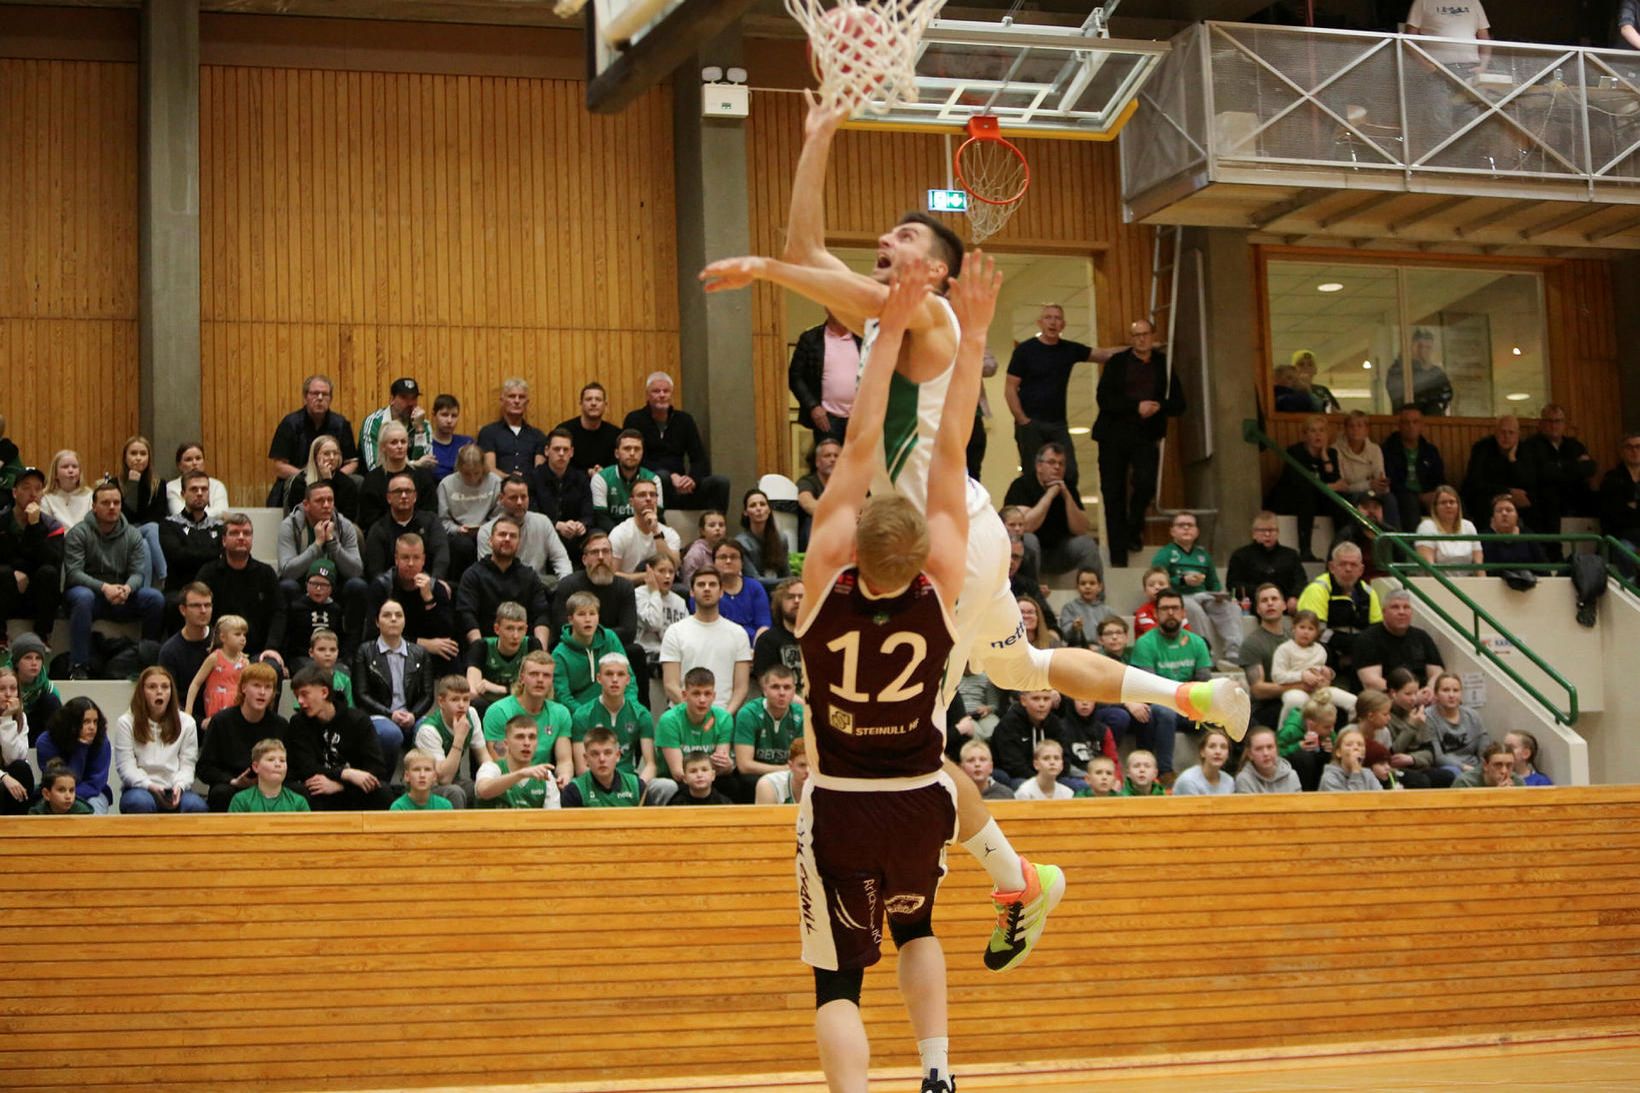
0, 466, 65, 639
359, 377, 433, 473
285, 559, 346, 665
267, 373, 360, 498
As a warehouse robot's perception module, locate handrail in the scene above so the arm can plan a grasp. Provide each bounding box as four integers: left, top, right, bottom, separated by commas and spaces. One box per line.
1243, 419, 1579, 726
1606, 537, 1640, 597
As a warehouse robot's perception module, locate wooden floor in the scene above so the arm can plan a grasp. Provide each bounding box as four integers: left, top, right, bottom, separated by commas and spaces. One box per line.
387, 1030, 1640, 1092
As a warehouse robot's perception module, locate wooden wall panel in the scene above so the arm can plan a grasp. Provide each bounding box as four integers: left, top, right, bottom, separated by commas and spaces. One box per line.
200, 66, 677, 504
744, 91, 1157, 480
0, 58, 139, 477
6, 791, 1640, 1090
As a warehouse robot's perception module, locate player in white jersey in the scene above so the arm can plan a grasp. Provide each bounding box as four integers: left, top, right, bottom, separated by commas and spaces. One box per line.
702, 91, 1248, 973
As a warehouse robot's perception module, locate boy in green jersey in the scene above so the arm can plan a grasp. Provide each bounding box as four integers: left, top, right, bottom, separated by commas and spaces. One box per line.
30, 761, 93, 815
653, 666, 734, 802
412, 675, 489, 806
561, 726, 644, 807
475, 716, 560, 809
464, 601, 537, 713
391, 749, 453, 810
308, 629, 353, 707
228, 739, 311, 813
480, 650, 572, 783
732, 663, 803, 793
570, 653, 655, 781
1073, 756, 1121, 798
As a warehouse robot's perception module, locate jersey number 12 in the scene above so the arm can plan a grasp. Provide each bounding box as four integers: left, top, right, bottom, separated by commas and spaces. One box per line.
825, 630, 928, 704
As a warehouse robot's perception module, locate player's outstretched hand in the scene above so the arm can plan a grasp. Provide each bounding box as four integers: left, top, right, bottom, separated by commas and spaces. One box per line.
802, 88, 851, 139
948, 249, 1002, 336
699, 256, 765, 293
878, 258, 930, 335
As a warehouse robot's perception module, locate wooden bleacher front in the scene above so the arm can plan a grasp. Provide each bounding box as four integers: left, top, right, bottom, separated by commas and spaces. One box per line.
5, 790, 1640, 1091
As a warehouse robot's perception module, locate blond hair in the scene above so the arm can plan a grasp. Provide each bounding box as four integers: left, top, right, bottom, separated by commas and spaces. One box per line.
855, 494, 928, 591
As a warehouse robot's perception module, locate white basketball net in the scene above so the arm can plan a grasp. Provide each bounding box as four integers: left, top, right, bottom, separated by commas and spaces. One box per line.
957, 139, 1028, 244
786, 0, 948, 115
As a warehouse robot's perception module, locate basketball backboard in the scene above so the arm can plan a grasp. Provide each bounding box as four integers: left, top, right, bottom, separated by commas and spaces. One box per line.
845, 11, 1169, 141
586, 0, 762, 113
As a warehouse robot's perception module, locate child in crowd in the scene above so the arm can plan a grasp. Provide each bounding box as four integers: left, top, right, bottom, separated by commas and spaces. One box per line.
1057, 698, 1117, 795
1453, 741, 1525, 788
1058, 567, 1117, 650
463, 601, 537, 713
571, 653, 656, 781
1233, 727, 1302, 794
413, 675, 489, 807
1131, 567, 1175, 638
1088, 618, 1148, 747
114, 666, 204, 814
228, 738, 310, 812
308, 628, 353, 706
427, 394, 473, 481
991, 689, 1065, 786
562, 725, 646, 807
284, 561, 344, 665
754, 736, 809, 804
1506, 730, 1552, 786
1152, 512, 1241, 663
680, 510, 728, 588
959, 739, 1014, 800
35, 697, 113, 813
186, 613, 250, 725
1364, 739, 1402, 790
1279, 695, 1336, 793
41, 449, 92, 529
635, 555, 688, 671
668, 750, 734, 806
30, 760, 92, 815
1429, 672, 1489, 777
1075, 755, 1120, 797
1121, 749, 1166, 796
475, 715, 561, 809
391, 749, 453, 810
11, 632, 61, 744
1172, 726, 1236, 796
1318, 726, 1381, 792
1272, 610, 1355, 724
0, 666, 33, 814
1385, 667, 1456, 789
552, 592, 634, 711
1013, 739, 1074, 801
1351, 689, 1394, 750
653, 667, 734, 804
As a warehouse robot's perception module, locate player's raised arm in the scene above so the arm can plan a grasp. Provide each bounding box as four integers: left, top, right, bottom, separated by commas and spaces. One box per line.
797, 264, 929, 626
923, 252, 1000, 610
699, 254, 949, 340
782, 90, 853, 275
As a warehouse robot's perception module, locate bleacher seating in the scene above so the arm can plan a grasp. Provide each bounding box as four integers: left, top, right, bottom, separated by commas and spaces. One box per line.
7, 790, 1640, 1089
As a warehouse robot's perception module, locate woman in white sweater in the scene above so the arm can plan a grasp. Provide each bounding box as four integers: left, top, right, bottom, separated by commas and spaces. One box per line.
113, 666, 204, 813
1415, 485, 1483, 569
1272, 611, 1356, 723
40, 449, 94, 529
0, 667, 33, 814
1336, 411, 1400, 527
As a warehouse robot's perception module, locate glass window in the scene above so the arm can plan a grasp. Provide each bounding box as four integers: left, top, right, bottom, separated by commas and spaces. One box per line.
1266, 259, 1547, 419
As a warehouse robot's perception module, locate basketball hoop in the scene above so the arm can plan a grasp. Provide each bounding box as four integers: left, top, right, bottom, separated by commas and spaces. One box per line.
954, 115, 1030, 244
786, 0, 948, 115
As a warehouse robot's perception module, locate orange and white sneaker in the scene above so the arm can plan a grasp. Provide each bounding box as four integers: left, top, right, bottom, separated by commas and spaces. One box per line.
1178, 677, 1251, 743
984, 857, 1065, 973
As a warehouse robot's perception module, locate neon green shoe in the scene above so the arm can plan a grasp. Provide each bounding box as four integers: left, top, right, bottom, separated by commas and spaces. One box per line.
984, 857, 1065, 973
1181, 677, 1251, 743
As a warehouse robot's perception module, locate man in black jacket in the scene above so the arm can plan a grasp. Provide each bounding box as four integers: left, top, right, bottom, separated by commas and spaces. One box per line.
530, 428, 594, 561
287, 663, 394, 810
786, 313, 861, 445
1225, 511, 1307, 612
1091, 319, 1185, 566
362, 471, 450, 581
621, 371, 730, 512
1521, 404, 1598, 557
159, 471, 224, 597
0, 467, 64, 637
197, 513, 287, 675
354, 598, 434, 758
454, 515, 551, 648
365, 534, 459, 673
1462, 415, 1538, 530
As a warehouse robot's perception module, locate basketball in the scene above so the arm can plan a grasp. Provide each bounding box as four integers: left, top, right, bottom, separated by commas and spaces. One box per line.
808, 5, 895, 87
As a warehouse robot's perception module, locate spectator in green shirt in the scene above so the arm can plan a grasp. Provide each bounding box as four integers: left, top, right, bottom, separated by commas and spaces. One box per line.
652, 666, 734, 804
732, 663, 804, 789
228, 739, 311, 813
1128, 588, 1212, 781
1151, 512, 1243, 668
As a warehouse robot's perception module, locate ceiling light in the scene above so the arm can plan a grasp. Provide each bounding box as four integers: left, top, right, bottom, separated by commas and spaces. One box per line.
1506, 392, 1530, 401
1511, 346, 1523, 356
1317, 282, 1344, 293
1067, 426, 1090, 436
1361, 360, 1372, 369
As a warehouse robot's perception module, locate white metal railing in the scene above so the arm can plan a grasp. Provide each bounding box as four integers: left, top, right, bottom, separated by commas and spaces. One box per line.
1121, 22, 1640, 217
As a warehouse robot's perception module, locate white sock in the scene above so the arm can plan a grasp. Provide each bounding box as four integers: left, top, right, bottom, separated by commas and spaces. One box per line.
1120, 664, 1185, 709
963, 819, 1026, 892
918, 1036, 950, 1080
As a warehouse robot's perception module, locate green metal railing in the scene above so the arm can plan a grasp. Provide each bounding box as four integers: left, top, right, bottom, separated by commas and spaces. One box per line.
1243, 419, 1580, 725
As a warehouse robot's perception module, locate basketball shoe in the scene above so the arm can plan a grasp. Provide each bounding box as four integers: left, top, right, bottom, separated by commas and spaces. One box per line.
1177, 677, 1251, 742
920, 1075, 956, 1092
984, 857, 1065, 973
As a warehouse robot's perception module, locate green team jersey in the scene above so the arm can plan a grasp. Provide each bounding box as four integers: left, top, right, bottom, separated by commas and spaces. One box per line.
568, 768, 643, 808
1151, 542, 1221, 592
415, 707, 480, 754
475, 637, 531, 690
654, 704, 733, 766
1130, 627, 1212, 684
593, 465, 662, 522
477, 758, 554, 809
482, 695, 571, 765
390, 793, 453, 811
731, 698, 803, 766
571, 697, 654, 777
228, 786, 311, 813
331, 667, 354, 707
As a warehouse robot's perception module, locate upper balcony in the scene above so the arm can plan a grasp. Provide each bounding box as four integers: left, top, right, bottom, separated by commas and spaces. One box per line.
1120, 23, 1640, 252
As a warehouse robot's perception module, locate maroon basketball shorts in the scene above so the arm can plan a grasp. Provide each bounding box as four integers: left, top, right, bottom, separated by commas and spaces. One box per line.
794, 770, 959, 971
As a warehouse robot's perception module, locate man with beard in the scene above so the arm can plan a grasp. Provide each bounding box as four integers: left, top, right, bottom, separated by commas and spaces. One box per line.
159, 471, 224, 601
478, 476, 570, 585
198, 513, 287, 675
591, 430, 662, 532
1128, 587, 1212, 785
365, 534, 460, 675
750, 576, 804, 695
454, 515, 551, 649
530, 428, 593, 560
550, 531, 638, 652
363, 472, 451, 582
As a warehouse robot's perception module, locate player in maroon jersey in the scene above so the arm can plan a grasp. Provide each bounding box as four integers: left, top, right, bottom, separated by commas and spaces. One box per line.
794, 253, 1041, 1093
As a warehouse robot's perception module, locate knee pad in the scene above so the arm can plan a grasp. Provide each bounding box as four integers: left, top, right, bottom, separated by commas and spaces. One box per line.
813, 967, 864, 1009
983, 640, 1056, 693
889, 916, 935, 949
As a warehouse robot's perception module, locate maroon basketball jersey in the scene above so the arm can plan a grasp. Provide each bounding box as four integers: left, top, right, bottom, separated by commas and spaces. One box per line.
796, 567, 956, 782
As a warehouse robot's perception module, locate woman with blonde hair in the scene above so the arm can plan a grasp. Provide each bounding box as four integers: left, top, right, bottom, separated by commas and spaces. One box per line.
1414, 484, 1482, 568
40, 449, 94, 528
113, 666, 204, 813
283, 434, 361, 522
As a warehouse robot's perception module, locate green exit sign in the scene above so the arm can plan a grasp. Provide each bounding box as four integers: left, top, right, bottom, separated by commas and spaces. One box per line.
927, 188, 969, 213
